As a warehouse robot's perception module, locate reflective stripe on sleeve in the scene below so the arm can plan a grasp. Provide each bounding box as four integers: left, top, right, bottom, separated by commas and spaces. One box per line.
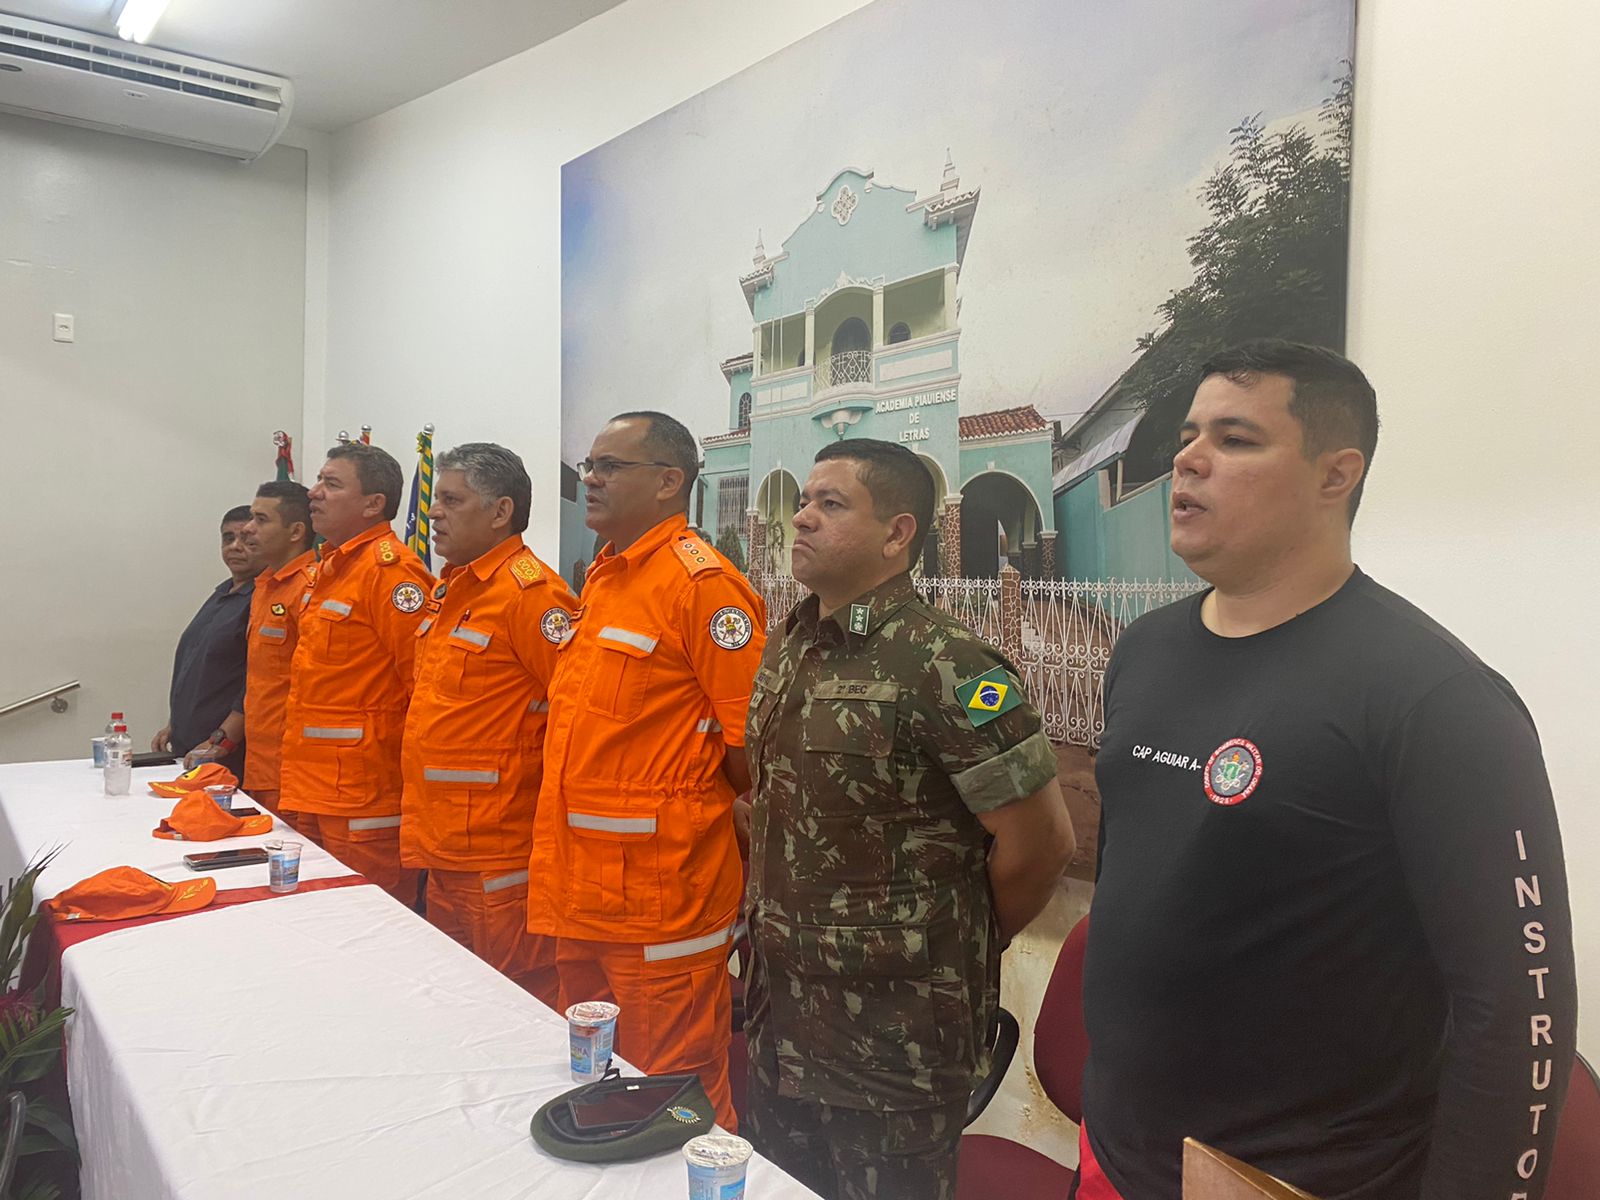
695, 717, 722, 733
483, 869, 529, 894
568, 812, 657, 835
303, 726, 363, 739
417, 616, 433, 635
597, 626, 658, 654
643, 924, 735, 962
450, 626, 490, 648
528, 699, 550, 714
422, 768, 500, 785
320, 599, 353, 616
258, 626, 287, 640
348, 815, 402, 831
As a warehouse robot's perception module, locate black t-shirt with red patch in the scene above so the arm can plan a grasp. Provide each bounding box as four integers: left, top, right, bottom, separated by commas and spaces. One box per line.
1084, 568, 1575, 1200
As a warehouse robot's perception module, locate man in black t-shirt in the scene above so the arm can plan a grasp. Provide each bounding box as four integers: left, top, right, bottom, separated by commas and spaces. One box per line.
152, 505, 260, 775
1081, 341, 1576, 1200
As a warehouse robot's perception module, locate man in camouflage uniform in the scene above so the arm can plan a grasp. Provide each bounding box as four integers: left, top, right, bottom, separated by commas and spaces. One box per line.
743, 438, 1076, 1200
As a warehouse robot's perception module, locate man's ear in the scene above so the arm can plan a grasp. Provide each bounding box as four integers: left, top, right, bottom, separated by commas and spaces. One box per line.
883, 513, 918, 564
1321, 448, 1366, 511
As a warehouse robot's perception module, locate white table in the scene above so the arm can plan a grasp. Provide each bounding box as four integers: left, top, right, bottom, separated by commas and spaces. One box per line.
1, 759, 817, 1200
0, 759, 350, 899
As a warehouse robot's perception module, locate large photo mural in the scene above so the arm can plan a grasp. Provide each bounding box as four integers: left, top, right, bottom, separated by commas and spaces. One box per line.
561, 0, 1356, 775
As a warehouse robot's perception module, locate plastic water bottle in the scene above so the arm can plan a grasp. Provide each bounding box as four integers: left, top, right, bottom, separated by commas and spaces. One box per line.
92, 711, 125, 768
103, 720, 132, 796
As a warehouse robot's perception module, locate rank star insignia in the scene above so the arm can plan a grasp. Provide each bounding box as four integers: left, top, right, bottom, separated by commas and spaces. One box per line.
270, 603, 286, 616
511, 557, 542, 584
1204, 737, 1263, 806
955, 666, 1020, 727
390, 582, 426, 613
709, 606, 754, 650
540, 607, 572, 644
378, 540, 396, 563
848, 604, 871, 635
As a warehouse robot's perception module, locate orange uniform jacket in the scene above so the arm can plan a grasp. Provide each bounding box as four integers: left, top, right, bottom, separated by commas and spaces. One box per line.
279, 524, 433, 817
242, 549, 319, 794
528, 514, 766, 945
401, 537, 577, 873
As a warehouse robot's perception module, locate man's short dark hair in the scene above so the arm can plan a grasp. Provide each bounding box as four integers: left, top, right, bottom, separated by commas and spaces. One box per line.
814, 438, 936, 565
436, 442, 532, 535
1198, 339, 1379, 522
326, 442, 404, 521
611, 410, 700, 500
221, 505, 253, 528
254, 480, 312, 540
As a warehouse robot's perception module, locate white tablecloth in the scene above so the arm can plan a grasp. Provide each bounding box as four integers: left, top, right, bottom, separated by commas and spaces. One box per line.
1, 759, 817, 1200
0, 759, 351, 898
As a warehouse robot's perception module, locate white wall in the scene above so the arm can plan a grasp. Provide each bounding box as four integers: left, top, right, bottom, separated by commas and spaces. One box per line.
1348, 1, 1600, 1055
0, 115, 308, 763
323, 0, 1599, 1066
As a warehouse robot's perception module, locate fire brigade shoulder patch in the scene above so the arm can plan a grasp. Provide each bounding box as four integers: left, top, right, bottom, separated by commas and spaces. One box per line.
709, 606, 753, 650
510, 556, 544, 588
270, 603, 286, 616
391, 582, 426, 614
540, 607, 572, 645
1204, 738, 1263, 807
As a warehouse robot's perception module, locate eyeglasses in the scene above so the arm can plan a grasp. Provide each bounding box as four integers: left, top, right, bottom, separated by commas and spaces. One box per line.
578, 458, 673, 480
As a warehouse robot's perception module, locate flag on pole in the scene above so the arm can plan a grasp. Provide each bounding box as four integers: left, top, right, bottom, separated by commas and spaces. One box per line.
336, 430, 352, 445
405, 424, 434, 571
272, 431, 295, 481
359, 425, 372, 446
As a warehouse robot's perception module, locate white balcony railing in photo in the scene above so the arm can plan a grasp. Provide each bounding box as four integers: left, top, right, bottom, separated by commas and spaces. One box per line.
815, 349, 873, 392
751, 574, 1202, 748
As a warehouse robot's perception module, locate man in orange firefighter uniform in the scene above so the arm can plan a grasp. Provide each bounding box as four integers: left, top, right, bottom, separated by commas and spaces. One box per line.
401, 443, 576, 1005
240, 480, 318, 822
279, 442, 433, 903
529, 411, 765, 1130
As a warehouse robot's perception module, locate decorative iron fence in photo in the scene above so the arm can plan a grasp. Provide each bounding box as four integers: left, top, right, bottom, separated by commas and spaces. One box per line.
754, 570, 1202, 749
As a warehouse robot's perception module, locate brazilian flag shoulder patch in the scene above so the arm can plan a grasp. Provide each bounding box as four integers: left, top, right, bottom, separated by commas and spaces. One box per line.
954, 666, 1020, 728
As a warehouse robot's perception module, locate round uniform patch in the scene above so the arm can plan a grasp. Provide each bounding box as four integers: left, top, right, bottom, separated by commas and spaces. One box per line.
667, 1106, 700, 1125
540, 607, 572, 645
1204, 737, 1263, 806
391, 582, 426, 613
708, 606, 754, 650
270, 603, 286, 616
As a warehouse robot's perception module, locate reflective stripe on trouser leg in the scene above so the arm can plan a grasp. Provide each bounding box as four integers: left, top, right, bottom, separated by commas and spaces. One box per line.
644, 924, 735, 962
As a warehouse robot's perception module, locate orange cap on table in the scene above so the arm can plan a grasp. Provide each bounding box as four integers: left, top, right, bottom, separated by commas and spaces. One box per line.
152, 791, 274, 841
44, 866, 217, 922
148, 762, 238, 798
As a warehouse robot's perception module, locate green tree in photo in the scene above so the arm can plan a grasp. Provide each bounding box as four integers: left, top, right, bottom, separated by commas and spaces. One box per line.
1119, 67, 1354, 485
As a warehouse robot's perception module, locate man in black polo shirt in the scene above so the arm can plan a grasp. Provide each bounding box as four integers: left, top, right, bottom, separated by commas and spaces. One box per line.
1081, 341, 1576, 1200
152, 505, 260, 775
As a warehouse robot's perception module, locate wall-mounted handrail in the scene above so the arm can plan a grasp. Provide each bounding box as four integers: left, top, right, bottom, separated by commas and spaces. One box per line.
0, 681, 81, 719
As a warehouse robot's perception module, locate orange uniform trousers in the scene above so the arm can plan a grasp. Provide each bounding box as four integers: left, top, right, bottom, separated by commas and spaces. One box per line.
250, 789, 316, 838
302, 815, 421, 907
426, 869, 559, 1009
555, 934, 736, 1132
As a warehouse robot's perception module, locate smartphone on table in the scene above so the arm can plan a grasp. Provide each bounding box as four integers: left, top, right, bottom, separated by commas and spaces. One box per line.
182, 848, 269, 871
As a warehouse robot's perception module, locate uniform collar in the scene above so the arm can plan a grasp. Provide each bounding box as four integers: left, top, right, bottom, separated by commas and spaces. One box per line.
329, 522, 392, 559
260, 547, 317, 585
593, 512, 689, 573
789, 572, 919, 643
443, 535, 525, 584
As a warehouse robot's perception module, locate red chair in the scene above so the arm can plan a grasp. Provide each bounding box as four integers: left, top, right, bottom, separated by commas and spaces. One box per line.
956, 914, 1090, 1198
1547, 1051, 1600, 1199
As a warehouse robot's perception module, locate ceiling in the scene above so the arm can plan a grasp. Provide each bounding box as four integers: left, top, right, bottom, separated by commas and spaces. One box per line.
1, 0, 627, 130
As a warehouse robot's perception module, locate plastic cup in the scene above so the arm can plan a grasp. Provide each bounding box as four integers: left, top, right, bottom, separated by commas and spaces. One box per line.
566, 1001, 621, 1081
684, 1133, 753, 1200
266, 840, 302, 893
90, 737, 107, 768
204, 783, 237, 812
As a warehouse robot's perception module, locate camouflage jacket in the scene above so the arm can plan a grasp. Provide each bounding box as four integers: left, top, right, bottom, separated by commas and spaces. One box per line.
744, 572, 1058, 1111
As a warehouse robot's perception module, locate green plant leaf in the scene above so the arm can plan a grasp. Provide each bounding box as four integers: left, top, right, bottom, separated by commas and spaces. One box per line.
25, 1096, 78, 1155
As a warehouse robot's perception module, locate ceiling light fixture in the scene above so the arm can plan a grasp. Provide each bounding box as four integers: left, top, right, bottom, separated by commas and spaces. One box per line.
114, 0, 171, 45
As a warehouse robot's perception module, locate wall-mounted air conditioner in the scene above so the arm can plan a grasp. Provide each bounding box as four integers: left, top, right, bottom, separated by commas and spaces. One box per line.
0, 14, 292, 161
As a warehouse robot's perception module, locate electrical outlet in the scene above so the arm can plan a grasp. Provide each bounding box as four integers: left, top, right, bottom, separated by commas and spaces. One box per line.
53, 313, 75, 343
